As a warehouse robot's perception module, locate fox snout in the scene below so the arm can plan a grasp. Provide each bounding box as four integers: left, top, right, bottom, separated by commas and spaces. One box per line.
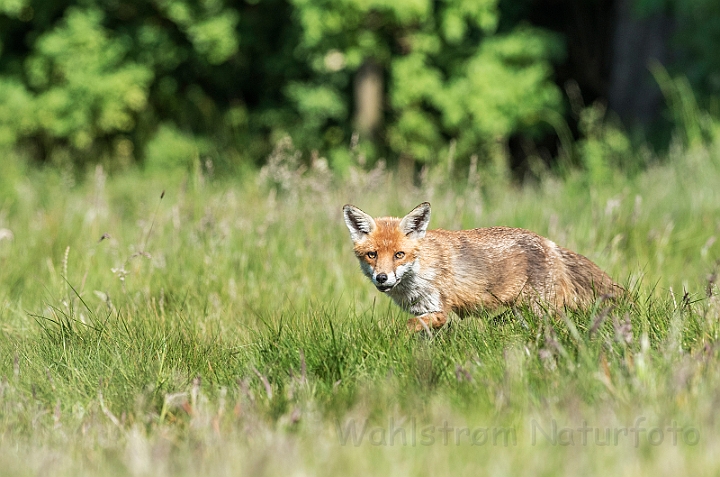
372, 271, 396, 292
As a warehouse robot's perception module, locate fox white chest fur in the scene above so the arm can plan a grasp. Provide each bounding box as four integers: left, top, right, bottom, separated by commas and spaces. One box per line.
343, 202, 621, 332
384, 259, 442, 317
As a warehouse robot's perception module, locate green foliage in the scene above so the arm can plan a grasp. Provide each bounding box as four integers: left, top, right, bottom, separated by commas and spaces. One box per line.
0, 0, 246, 165
291, 0, 564, 165
284, 81, 349, 150
438, 27, 564, 156
0, 0, 27, 17
0, 78, 34, 148
2, 0, 718, 176
577, 103, 635, 184
158, 0, 240, 65
0, 0, 566, 172
144, 123, 208, 173
27, 8, 152, 150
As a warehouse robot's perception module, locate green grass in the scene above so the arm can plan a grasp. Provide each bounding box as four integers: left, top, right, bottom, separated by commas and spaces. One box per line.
1, 145, 720, 476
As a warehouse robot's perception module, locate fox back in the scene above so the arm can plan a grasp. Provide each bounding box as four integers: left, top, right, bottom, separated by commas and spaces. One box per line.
343, 202, 622, 331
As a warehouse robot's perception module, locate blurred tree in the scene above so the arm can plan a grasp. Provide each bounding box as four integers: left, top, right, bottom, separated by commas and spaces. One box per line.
2, 0, 714, 175
0, 0, 566, 174
0, 0, 279, 170
289, 0, 565, 173
25, 8, 153, 155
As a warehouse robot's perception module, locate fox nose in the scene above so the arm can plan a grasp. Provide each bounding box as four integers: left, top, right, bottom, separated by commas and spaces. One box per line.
376, 273, 388, 284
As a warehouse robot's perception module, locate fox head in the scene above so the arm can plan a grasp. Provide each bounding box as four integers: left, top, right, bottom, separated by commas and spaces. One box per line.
343, 202, 431, 292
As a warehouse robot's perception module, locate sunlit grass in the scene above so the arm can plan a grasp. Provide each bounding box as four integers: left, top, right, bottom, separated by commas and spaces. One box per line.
1, 144, 720, 475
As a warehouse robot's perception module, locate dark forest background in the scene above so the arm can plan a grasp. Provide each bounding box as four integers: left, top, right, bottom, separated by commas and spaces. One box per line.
1, 0, 718, 179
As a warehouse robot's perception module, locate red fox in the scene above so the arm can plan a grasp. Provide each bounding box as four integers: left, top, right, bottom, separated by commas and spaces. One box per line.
343, 202, 622, 331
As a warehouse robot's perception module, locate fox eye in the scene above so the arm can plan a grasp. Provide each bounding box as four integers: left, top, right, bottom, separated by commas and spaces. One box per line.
394, 251, 405, 260
366, 251, 377, 259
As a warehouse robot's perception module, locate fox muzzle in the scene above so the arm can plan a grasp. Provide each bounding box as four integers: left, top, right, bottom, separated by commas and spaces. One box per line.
373, 271, 397, 292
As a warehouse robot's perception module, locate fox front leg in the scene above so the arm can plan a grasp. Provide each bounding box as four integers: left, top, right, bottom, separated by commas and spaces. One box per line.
407, 312, 447, 332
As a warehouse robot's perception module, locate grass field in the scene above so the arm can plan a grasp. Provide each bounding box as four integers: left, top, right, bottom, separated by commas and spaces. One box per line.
1, 141, 720, 476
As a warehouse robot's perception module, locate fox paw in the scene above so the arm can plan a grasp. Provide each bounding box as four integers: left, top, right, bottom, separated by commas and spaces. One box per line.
407, 314, 447, 332
407, 317, 428, 332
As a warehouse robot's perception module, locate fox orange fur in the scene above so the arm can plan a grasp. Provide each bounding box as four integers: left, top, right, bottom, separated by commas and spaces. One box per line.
343, 202, 622, 332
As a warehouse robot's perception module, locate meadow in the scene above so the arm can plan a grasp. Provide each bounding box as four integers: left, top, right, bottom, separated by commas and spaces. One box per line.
1, 139, 720, 476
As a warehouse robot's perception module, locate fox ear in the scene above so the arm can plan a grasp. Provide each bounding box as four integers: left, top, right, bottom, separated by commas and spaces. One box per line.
400, 202, 431, 239
343, 204, 376, 242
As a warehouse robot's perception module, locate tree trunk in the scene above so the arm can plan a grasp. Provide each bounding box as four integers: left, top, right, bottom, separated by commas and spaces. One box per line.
353, 59, 383, 139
